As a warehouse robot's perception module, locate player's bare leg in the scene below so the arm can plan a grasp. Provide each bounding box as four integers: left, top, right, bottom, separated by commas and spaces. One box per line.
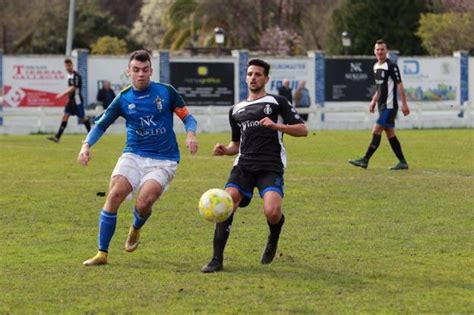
125, 180, 162, 252
261, 191, 285, 264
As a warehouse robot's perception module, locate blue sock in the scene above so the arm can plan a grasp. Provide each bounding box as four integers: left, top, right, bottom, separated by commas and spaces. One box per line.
98, 210, 117, 253
133, 207, 151, 230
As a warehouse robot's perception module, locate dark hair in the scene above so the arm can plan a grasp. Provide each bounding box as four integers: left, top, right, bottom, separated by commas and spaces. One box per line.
64, 58, 73, 65
129, 50, 152, 66
375, 39, 387, 47
248, 58, 270, 76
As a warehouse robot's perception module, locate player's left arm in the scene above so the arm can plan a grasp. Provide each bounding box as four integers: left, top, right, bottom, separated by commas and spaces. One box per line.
260, 117, 307, 137
259, 97, 308, 137
391, 64, 410, 116
397, 82, 410, 116
174, 106, 198, 155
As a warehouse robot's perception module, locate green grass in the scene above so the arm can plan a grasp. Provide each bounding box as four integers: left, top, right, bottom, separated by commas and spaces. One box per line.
0, 129, 473, 313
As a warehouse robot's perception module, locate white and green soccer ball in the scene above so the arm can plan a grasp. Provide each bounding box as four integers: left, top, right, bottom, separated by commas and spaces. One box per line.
198, 188, 233, 223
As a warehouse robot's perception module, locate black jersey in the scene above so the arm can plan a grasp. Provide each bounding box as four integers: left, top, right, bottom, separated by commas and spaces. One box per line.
67, 71, 83, 105
373, 59, 401, 110
229, 94, 304, 172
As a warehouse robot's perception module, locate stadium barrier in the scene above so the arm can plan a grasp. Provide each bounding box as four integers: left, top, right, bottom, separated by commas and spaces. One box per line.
0, 101, 471, 135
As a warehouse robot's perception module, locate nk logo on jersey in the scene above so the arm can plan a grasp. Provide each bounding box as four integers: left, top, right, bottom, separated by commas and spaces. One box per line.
139, 115, 157, 127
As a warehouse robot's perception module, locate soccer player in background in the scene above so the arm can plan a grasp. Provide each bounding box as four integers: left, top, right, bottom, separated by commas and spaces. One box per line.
78, 50, 198, 266
201, 59, 308, 273
47, 58, 91, 142
349, 39, 410, 170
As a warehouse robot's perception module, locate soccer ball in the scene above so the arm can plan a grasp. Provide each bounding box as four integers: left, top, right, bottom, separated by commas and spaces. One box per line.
198, 188, 233, 223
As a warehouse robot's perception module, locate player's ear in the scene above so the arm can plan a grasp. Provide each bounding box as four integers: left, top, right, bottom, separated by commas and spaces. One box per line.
265, 76, 270, 84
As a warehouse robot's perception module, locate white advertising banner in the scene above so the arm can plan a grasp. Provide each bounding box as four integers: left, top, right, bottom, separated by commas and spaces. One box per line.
399, 57, 459, 104
266, 58, 314, 103
469, 57, 474, 102
3, 56, 69, 107
87, 56, 129, 106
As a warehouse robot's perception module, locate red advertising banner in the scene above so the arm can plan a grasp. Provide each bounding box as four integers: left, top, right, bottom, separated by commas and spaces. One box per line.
3, 56, 69, 107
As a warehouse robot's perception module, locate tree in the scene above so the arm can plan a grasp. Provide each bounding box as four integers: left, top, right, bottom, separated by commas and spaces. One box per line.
417, 12, 474, 55
259, 26, 303, 56
130, 0, 174, 50
10, 0, 137, 54
327, 0, 429, 55
91, 36, 128, 55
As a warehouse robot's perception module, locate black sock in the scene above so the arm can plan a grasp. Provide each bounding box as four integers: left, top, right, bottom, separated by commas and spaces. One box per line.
363, 134, 381, 160
212, 213, 234, 262
84, 119, 91, 132
267, 214, 285, 243
389, 136, 406, 163
56, 121, 68, 139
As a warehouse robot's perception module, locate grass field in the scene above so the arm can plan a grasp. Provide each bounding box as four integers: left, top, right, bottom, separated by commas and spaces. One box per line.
0, 129, 473, 313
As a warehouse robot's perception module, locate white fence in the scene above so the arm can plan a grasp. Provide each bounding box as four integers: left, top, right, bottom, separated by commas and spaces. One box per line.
0, 102, 472, 135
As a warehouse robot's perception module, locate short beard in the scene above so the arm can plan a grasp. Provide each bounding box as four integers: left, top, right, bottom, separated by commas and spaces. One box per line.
249, 86, 265, 93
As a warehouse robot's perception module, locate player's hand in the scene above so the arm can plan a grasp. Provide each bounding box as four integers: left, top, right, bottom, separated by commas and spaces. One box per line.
259, 117, 277, 130
402, 104, 410, 116
213, 144, 227, 156
186, 132, 198, 155
55, 93, 62, 100
369, 101, 376, 113
78, 143, 91, 166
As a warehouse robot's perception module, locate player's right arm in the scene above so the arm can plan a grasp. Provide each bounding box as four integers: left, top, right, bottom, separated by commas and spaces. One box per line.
213, 141, 240, 156
77, 94, 122, 166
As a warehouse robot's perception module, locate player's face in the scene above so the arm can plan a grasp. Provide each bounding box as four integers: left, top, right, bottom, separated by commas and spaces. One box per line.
128, 59, 153, 91
374, 43, 388, 61
246, 65, 269, 93
64, 62, 73, 74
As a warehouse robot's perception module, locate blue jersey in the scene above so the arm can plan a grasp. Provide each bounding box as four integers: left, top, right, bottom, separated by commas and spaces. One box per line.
94, 82, 187, 161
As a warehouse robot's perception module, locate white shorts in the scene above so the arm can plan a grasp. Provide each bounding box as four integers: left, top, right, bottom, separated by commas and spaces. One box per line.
111, 153, 178, 199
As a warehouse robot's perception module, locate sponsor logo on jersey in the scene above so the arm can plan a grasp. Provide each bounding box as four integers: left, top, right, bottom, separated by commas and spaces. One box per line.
128, 103, 137, 114
241, 120, 260, 131
263, 104, 272, 115
139, 115, 157, 127
155, 97, 163, 111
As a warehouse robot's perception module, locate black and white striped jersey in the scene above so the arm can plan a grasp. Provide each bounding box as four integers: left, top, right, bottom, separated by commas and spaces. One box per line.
229, 94, 304, 172
67, 70, 83, 105
373, 59, 402, 110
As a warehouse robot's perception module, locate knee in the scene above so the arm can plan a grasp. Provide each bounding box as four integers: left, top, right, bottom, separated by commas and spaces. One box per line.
135, 195, 156, 212
106, 189, 127, 206
264, 205, 282, 223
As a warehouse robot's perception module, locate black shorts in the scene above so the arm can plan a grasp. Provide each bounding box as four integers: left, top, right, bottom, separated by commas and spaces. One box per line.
64, 101, 85, 118
225, 165, 284, 208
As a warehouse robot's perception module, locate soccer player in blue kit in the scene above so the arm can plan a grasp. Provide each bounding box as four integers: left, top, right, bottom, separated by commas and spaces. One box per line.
201, 59, 308, 273
78, 50, 198, 266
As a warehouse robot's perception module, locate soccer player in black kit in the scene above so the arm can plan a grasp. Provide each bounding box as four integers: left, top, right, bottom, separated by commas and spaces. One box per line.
349, 39, 410, 170
201, 59, 308, 273
47, 58, 91, 142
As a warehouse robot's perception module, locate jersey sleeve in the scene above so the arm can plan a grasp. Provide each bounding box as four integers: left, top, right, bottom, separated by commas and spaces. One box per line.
94, 94, 122, 131
277, 95, 304, 125
167, 85, 185, 109
229, 107, 241, 142
389, 63, 402, 84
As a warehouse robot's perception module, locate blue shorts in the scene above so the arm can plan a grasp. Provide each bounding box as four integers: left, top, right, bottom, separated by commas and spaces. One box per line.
64, 101, 85, 118
377, 108, 397, 128
225, 165, 284, 208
